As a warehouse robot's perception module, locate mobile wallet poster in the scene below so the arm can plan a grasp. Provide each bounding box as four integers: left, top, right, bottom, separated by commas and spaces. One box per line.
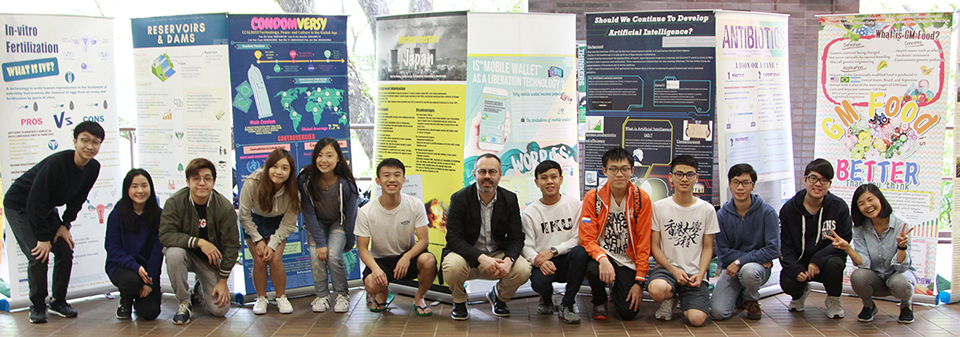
228, 14, 356, 293
376, 12, 469, 285
715, 11, 794, 209
584, 11, 716, 203
1, 14, 121, 308
464, 13, 579, 208
816, 12, 955, 295
131, 14, 233, 205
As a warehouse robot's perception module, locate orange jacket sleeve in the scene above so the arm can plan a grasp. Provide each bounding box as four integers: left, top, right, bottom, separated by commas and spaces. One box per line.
632, 189, 653, 282
579, 189, 606, 262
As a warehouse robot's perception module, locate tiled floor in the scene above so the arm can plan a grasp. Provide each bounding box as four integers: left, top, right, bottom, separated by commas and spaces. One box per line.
2, 289, 958, 336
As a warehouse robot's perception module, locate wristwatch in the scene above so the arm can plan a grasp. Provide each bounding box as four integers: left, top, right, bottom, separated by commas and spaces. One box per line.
734, 259, 742, 267
549, 247, 559, 256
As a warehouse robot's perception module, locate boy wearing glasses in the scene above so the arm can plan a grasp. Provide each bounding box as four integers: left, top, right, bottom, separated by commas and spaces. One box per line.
710, 164, 780, 321
442, 154, 531, 320
648, 155, 718, 327
5, 121, 104, 323
779, 158, 851, 319
160, 158, 239, 324
579, 147, 652, 321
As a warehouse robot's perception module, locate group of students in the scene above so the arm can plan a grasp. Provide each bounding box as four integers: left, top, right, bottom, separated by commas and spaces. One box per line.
5, 122, 916, 327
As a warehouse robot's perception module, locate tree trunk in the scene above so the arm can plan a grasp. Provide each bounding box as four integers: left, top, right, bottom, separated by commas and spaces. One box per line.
276, 0, 316, 13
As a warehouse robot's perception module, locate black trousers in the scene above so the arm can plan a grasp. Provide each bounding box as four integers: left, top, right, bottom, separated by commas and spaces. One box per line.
109, 267, 162, 320
529, 246, 590, 307
5, 207, 72, 308
586, 256, 640, 320
780, 255, 846, 298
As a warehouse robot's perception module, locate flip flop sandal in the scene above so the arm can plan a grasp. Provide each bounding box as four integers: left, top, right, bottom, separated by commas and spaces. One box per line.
369, 292, 395, 312
413, 303, 433, 316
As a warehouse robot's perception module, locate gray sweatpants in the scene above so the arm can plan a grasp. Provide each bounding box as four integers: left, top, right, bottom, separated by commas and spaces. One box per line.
163, 247, 229, 317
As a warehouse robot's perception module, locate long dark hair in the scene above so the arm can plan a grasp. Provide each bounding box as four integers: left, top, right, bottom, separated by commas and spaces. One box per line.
851, 183, 893, 226
256, 148, 300, 214
119, 168, 161, 233
301, 137, 358, 202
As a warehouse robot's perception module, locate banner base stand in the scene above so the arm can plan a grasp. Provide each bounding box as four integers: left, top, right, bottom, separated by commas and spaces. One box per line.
810, 283, 939, 305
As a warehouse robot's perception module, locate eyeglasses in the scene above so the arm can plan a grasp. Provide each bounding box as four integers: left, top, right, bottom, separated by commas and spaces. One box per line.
671, 171, 698, 179
78, 137, 102, 147
729, 180, 754, 187
804, 175, 831, 185
605, 166, 633, 175
476, 169, 500, 176
190, 176, 214, 184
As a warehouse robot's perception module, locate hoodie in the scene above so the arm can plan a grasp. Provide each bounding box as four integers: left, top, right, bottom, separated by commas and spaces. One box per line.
298, 172, 358, 252
778, 189, 851, 281
716, 194, 780, 269
579, 181, 653, 282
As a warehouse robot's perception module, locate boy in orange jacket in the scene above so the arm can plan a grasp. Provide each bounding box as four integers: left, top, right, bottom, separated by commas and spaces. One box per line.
579, 147, 653, 321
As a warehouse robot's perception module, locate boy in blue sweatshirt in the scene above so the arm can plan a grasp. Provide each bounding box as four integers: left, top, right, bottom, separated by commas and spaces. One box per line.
710, 164, 780, 321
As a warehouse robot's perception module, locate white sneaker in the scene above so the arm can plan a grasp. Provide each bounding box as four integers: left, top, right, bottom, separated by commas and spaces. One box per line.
825, 296, 844, 319
252, 296, 268, 315
789, 283, 810, 312
311, 296, 330, 313
655, 297, 677, 320
276, 295, 293, 314
334, 294, 350, 313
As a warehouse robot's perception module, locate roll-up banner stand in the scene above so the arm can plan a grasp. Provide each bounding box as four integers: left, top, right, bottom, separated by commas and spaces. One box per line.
375, 11, 577, 303
1, 14, 121, 310
818, 12, 957, 304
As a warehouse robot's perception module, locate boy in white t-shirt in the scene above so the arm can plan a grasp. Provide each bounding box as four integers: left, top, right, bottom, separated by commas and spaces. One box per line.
649, 155, 720, 327
522, 160, 587, 324
356, 158, 437, 316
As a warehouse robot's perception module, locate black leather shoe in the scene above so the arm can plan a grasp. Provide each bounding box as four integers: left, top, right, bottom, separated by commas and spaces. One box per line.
487, 286, 510, 317
117, 297, 133, 320
29, 305, 47, 324
451, 302, 469, 320
49, 300, 77, 318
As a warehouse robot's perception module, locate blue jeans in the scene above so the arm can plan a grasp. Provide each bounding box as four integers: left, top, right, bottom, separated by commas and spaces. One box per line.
310, 221, 348, 297
710, 262, 771, 320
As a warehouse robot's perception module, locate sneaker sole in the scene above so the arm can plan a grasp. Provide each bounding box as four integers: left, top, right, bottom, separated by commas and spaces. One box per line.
898, 319, 914, 324
451, 314, 469, 321
30, 317, 47, 324
116, 315, 132, 320
48, 310, 76, 318
592, 315, 607, 320
172, 319, 190, 325
279, 309, 293, 314
858, 317, 874, 322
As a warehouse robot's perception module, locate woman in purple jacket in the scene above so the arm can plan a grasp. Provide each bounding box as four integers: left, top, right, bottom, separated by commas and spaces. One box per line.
104, 169, 163, 320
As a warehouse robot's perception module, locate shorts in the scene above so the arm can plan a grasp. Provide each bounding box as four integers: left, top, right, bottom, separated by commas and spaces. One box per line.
244, 213, 283, 241
362, 250, 435, 282
648, 266, 711, 313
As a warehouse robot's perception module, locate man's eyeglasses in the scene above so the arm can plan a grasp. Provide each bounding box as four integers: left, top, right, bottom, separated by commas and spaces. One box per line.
605, 166, 633, 175
729, 180, 754, 187
190, 176, 214, 184
78, 137, 102, 147
671, 171, 698, 179
804, 175, 831, 185
476, 169, 500, 176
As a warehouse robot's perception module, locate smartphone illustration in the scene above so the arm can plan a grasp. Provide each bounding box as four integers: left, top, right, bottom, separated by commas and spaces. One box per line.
478, 87, 508, 152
